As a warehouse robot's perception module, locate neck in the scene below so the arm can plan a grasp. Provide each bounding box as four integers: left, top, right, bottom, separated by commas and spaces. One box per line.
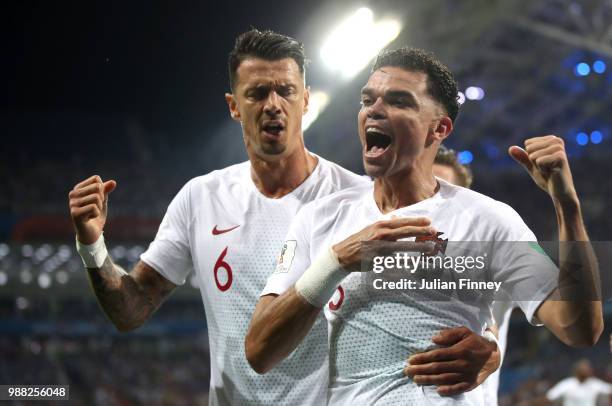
373, 166, 438, 214
249, 147, 318, 198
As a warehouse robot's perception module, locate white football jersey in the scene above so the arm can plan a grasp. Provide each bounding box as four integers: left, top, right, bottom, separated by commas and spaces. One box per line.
481, 300, 514, 406
546, 377, 612, 406
141, 156, 368, 405
263, 178, 559, 405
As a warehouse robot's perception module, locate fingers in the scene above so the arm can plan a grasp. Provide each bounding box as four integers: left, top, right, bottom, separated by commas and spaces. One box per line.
528, 145, 566, 174
73, 175, 102, 191
431, 326, 471, 346
69, 176, 116, 220
405, 360, 466, 377
379, 225, 437, 241
369, 217, 435, 241
69, 183, 104, 199
524, 134, 563, 151
412, 372, 463, 386
507, 146, 532, 172
437, 382, 472, 397
103, 180, 117, 196
378, 217, 431, 229
526, 144, 561, 162
407, 347, 456, 365
72, 194, 104, 213
70, 204, 101, 222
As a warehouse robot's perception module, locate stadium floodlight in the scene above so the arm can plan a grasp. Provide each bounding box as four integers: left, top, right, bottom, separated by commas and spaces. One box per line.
56, 270, 69, 284
458, 150, 474, 164
0, 243, 9, 258
320, 8, 402, 79
38, 273, 52, 289
575, 62, 590, 76
590, 130, 602, 144
303, 90, 330, 131
457, 91, 466, 105
465, 86, 484, 101
593, 60, 606, 74
576, 132, 589, 146
16, 296, 29, 310
20, 270, 32, 284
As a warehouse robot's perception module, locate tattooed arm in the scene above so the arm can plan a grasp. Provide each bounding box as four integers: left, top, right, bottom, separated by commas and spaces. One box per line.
70, 175, 177, 331
86, 258, 176, 331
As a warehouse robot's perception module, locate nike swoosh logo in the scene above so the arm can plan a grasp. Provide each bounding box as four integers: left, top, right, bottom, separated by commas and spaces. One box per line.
212, 225, 240, 235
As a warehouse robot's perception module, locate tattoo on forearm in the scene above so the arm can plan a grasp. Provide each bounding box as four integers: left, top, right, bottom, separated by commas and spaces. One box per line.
86, 257, 172, 330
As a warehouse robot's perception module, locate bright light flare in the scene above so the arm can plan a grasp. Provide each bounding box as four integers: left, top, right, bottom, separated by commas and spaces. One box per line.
320, 8, 402, 79
457, 91, 466, 105
465, 86, 484, 100
302, 90, 330, 131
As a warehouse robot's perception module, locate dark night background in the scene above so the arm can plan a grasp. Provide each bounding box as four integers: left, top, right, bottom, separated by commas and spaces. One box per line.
1, 1, 611, 404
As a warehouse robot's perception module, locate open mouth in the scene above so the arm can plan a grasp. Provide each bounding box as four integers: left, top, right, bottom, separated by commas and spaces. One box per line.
262, 122, 285, 137
365, 128, 392, 156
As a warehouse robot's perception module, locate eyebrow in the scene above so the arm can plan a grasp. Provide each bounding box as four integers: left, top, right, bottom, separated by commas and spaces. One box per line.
246, 82, 297, 92
361, 87, 419, 105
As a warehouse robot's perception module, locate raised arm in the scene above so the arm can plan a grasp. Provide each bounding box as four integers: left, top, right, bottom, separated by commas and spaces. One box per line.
509, 135, 603, 346
69, 175, 177, 331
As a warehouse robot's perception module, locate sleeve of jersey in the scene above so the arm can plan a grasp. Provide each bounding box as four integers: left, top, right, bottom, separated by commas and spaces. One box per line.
490, 205, 559, 326
595, 379, 612, 394
545, 379, 569, 401
260, 206, 313, 297
140, 181, 194, 286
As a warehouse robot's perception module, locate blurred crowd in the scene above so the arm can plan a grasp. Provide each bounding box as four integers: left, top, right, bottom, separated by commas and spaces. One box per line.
1, 147, 611, 241
0, 335, 210, 405
1, 325, 611, 405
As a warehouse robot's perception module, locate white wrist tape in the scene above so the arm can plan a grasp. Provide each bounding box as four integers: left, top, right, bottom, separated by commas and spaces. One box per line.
294, 246, 349, 308
76, 234, 108, 269
482, 330, 499, 345
482, 330, 502, 363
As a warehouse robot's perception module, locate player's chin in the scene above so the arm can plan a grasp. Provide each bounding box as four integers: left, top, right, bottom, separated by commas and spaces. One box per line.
259, 142, 288, 157
363, 160, 389, 179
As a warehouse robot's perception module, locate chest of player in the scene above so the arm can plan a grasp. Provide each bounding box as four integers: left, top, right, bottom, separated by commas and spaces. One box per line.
189, 196, 300, 294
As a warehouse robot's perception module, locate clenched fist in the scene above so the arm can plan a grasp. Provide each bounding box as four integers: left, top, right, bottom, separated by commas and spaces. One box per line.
508, 135, 578, 203
68, 175, 117, 245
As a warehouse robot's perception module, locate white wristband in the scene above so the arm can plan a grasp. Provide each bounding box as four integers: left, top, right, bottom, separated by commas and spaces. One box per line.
76, 234, 108, 269
482, 330, 502, 363
294, 246, 349, 308
482, 330, 499, 346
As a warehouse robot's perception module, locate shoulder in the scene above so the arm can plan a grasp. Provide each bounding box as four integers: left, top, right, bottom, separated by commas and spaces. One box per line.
169, 161, 250, 214
440, 179, 527, 224
315, 155, 371, 189
300, 182, 372, 219
186, 161, 250, 192
436, 178, 534, 240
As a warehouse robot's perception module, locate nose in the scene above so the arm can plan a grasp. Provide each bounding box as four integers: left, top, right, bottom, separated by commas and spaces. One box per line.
366, 97, 386, 119
264, 91, 282, 117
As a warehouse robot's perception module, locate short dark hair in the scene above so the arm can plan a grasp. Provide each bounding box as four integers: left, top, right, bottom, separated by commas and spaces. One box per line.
372, 48, 459, 122
228, 29, 306, 90
434, 145, 473, 188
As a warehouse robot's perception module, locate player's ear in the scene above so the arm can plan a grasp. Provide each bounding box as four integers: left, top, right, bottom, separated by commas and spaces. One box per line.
433, 116, 453, 142
302, 86, 310, 115
225, 93, 241, 122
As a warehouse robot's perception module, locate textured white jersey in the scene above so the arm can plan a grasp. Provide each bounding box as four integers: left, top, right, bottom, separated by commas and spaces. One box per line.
481, 300, 514, 406
263, 179, 558, 405
141, 156, 368, 405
